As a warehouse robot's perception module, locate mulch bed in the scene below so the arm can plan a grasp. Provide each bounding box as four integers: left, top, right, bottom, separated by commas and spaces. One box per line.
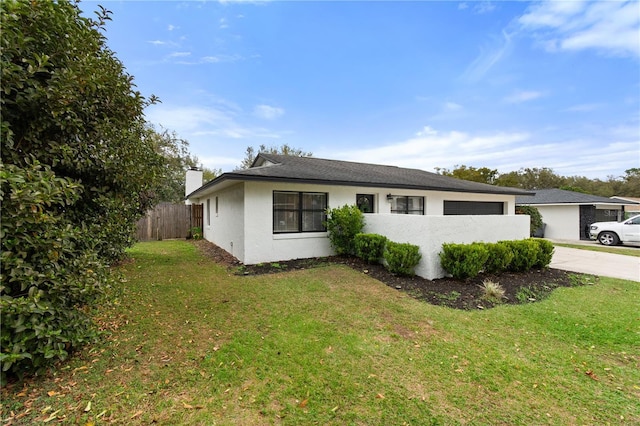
193, 240, 597, 310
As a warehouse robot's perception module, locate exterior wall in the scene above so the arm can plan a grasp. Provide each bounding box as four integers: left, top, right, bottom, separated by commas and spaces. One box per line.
241, 181, 519, 269
364, 215, 530, 280
203, 183, 245, 261
536, 205, 579, 240
185, 169, 203, 205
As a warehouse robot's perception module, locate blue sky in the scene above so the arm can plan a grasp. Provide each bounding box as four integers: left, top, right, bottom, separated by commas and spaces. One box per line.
84, 0, 639, 179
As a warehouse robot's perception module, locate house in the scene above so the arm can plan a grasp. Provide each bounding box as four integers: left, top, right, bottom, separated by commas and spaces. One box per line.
610, 196, 640, 217
186, 154, 533, 279
515, 189, 639, 241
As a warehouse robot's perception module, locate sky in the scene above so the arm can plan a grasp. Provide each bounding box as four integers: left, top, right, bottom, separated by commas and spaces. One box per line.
82, 0, 640, 179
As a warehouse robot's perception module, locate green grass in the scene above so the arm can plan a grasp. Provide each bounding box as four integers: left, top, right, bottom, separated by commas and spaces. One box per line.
553, 242, 640, 257
2, 240, 639, 425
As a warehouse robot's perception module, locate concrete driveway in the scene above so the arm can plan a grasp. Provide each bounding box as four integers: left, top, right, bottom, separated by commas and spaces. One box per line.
551, 246, 640, 281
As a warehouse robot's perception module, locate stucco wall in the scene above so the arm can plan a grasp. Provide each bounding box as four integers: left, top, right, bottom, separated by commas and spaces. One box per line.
364, 214, 530, 280
536, 205, 579, 240
204, 183, 245, 260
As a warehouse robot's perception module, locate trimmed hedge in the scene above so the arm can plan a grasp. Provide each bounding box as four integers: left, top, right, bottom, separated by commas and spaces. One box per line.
383, 241, 421, 276
439, 239, 554, 279
439, 243, 490, 279
354, 233, 388, 264
325, 205, 365, 255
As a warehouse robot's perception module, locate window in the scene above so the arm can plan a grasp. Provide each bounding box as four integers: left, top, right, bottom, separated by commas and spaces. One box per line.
356, 194, 374, 213
207, 199, 211, 225
390, 196, 424, 215
215, 196, 219, 215
273, 191, 327, 233
443, 201, 504, 215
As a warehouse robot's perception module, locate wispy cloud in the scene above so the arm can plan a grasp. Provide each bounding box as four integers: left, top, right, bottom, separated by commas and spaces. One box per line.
518, 0, 640, 58
461, 30, 513, 82
504, 90, 546, 104
330, 124, 638, 178
254, 104, 285, 120
563, 103, 603, 113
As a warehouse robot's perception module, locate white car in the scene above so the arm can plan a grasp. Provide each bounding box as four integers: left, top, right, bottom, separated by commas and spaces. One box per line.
589, 214, 640, 246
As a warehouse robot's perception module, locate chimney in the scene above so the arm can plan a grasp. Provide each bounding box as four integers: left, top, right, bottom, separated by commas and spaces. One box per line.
185, 167, 203, 204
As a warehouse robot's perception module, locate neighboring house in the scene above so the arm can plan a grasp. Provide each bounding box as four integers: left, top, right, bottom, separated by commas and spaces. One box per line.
186, 154, 533, 279
611, 196, 640, 217
516, 189, 639, 241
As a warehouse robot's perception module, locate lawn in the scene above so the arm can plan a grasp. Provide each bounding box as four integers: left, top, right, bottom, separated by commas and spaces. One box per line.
2, 240, 639, 425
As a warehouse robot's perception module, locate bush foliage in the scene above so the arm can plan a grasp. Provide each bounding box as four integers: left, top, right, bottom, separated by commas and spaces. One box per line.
516, 205, 544, 237
439, 243, 490, 279
0, 1, 170, 380
383, 242, 422, 276
354, 233, 388, 264
439, 239, 554, 279
325, 205, 365, 255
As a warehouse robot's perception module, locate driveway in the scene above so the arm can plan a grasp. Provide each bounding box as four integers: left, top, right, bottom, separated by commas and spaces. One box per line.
551, 246, 640, 281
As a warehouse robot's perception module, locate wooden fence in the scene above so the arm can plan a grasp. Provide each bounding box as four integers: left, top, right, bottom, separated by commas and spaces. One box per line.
136, 202, 203, 241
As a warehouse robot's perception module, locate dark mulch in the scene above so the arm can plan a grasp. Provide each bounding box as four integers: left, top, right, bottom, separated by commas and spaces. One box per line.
193, 240, 598, 310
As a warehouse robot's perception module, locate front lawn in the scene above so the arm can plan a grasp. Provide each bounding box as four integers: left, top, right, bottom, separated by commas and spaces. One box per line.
2, 240, 639, 425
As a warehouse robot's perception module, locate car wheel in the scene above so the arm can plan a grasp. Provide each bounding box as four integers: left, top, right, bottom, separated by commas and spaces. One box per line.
598, 232, 619, 246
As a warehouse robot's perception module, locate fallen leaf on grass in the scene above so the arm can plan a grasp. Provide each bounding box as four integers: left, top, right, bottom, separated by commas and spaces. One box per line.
47, 391, 58, 397
298, 399, 308, 408
130, 410, 143, 419
375, 393, 385, 399
585, 370, 599, 381
84, 401, 92, 412
182, 402, 204, 409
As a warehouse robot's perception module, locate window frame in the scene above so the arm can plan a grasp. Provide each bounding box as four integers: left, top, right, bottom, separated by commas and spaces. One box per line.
273, 191, 328, 234
356, 194, 375, 213
390, 195, 424, 215
443, 200, 505, 215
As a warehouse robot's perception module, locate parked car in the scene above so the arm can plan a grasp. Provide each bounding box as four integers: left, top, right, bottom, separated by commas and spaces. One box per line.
589, 214, 640, 245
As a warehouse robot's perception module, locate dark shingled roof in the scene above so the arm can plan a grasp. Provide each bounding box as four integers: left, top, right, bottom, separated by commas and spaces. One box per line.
188, 153, 534, 198
516, 188, 637, 205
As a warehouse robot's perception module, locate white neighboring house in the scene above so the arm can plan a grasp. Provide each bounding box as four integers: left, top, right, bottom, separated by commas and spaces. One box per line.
186, 154, 533, 279
516, 189, 640, 241
610, 196, 640, 218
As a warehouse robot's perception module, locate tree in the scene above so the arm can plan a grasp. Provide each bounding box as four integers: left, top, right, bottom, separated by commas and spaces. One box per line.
435, 165, 498, 184
0, 0, 170, 379
239, 144, 312, 169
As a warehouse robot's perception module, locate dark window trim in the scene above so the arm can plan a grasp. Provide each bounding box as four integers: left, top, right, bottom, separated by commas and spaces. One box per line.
273, 191, 328, 234
390, 195, 425, 215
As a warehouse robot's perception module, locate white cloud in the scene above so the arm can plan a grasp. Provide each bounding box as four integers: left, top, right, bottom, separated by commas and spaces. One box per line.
254, 104, 285, 120
444, 101, 463, 111
474, 1, 496, 15
563, 103, 603, 113
329, 124, 638, 178
168, 51, 191, 58
518, 0, 640, 58
167, 24, 178, 31
462, 30, 513, 81
504, 90, 545, 104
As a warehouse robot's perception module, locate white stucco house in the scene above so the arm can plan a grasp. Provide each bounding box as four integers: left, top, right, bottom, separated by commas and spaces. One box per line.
516, 189, 639, 241
186, 154, 533, 279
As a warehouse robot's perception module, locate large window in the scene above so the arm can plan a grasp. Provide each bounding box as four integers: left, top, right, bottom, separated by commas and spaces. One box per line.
390, 196, 424, 215
444, 201, 504, 215
273, 191, 327, 233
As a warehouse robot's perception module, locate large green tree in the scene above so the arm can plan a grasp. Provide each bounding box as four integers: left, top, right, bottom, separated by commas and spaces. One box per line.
0, 0, 170, 379
239, 143, 312, 169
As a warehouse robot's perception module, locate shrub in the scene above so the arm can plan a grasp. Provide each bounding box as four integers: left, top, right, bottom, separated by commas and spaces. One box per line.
1, 161, 108, 381
354, 233, 388, 264
325, 205, 364, 255
484, 242, 514, 274
439, 243, 489, 279
383, 242, 421, 276
516, 206, 543, 237
505, 239, 539, 272
533, 239, 554, 269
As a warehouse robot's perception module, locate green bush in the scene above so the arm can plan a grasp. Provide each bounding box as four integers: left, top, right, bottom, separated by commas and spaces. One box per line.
484, 242, 514, 274
516, 206, 543, 237
325, 205, 364, 255
439, 243, 489, 279
533, 239, 554, 269
505, 239, 540, 272
384, 241, 421, 276
354, 233, 388, 264
1, 161, 108, 381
